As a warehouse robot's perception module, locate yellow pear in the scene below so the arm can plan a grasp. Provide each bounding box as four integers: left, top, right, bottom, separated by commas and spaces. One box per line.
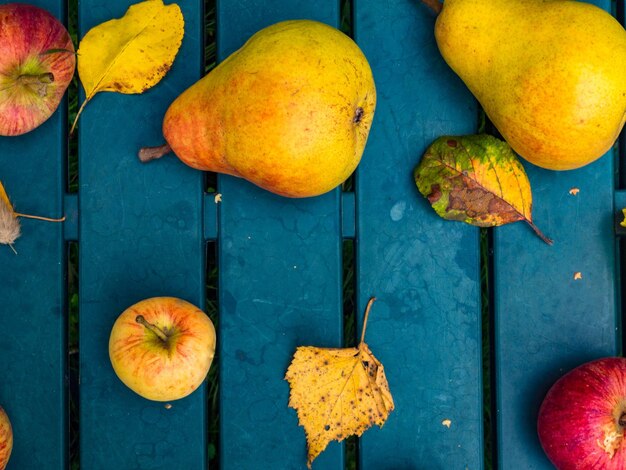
434, 0, 626, 170
142, 20, 375, 197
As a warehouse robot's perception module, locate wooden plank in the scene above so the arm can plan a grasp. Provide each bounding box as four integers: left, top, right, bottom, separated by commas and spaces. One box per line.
0, 0, 68, 467
216, 2, 344, 468
493, 1, 618, 467
77, 0, 206, 467
494, 160, 618, 467
354, 1, 483, 468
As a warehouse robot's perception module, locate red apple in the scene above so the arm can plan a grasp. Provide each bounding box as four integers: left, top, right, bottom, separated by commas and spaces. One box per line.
109, 297, 216, 401
0, 406, 12, 470
538, 357, 626, 469
0, 3, 75, 136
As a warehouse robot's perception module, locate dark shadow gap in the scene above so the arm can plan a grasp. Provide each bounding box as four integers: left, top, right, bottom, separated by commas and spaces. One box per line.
206, 241, 219, 468
204, 0, 218, 194
480, 228, 496, 470
482, 114, 497, 470
67, 0, 78, 194
341, 5, 357, 468
615, 0, 625, 190
67, 242, 79, 470
341, 0, 355, 193
342, 239, 358, 470
618, 237, 625, 356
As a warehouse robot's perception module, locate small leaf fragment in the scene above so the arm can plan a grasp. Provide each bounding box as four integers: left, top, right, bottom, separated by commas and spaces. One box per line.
414, 134, 552, 245
0, 181, 65, 253
0, 181, 20, 250
285, 299, 394, 468
72, 0, 184, 132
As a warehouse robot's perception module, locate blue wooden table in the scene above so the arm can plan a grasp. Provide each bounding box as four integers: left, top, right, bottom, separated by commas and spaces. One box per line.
0, 0, 622, 468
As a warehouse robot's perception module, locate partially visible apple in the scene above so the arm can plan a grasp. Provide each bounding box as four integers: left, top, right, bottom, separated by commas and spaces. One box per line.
109, 297, 216, 402
0, 3, 75, 136
0, 406, 12, 470
538, 357, 626, 469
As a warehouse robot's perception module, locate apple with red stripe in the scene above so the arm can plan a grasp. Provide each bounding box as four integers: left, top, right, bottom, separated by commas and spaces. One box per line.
538, 357, 626, 469
0, 3, 75, 136
0, 407, 12, 470
109, 297, 216, 401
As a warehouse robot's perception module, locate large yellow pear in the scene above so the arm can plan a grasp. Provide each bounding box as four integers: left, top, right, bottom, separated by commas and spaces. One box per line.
162, 20, 375, 197
434, 0, 626, 170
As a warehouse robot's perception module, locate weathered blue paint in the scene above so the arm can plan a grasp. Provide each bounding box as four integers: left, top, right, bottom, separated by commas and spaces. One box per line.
77, 0, 207, 468
0, 0, 67, 468
1, 0, 624, 469
493, 0, 619, 468
216, 4, 345, 469
355, 1, 483, 468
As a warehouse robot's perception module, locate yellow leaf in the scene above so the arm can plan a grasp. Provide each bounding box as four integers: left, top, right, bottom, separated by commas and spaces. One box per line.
72, 0, 184, 132
285, 298, 394, 468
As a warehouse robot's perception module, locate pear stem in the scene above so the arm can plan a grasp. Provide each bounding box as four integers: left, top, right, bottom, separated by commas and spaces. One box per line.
421, 0, 443, 14
14, 212, 65, 223
526, 220, 553, 246
359, 297, 377, 345
135, 315, 168, 343
138, 144, 172, 163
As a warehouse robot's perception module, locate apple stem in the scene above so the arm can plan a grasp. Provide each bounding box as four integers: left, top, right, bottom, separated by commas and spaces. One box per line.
421, 0, 443, 15
359, 297, 377, 345
138, 144, 172, 163
135, 315, 168, 343
619, 413, 626, 427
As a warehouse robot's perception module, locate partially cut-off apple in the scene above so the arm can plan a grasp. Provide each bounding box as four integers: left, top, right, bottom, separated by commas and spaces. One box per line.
0, 406, 13, 470
0, 3, 76, 136
109, 297, 216, 402
538, 357, 626, 469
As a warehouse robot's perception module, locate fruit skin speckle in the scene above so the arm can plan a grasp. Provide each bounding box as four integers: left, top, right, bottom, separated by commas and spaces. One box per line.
0, 406, 13, 470
109, 297, 216, 402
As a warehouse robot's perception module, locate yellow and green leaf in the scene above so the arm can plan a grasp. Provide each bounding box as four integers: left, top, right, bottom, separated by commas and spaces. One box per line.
414, 134, 552, 244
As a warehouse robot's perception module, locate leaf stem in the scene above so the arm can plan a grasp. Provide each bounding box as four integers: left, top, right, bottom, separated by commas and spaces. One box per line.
135, 315, 168, 343
526, 220, 553, 245
360, 297, 377, 345
138, 144, 172, 163
70, 98, 90, 136
14, 212, 65, 223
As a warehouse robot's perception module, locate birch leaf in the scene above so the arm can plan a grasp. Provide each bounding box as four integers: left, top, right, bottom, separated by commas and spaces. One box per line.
285, 298, 394, 468
414, 134, 552, 245
72, 0, 184, 132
